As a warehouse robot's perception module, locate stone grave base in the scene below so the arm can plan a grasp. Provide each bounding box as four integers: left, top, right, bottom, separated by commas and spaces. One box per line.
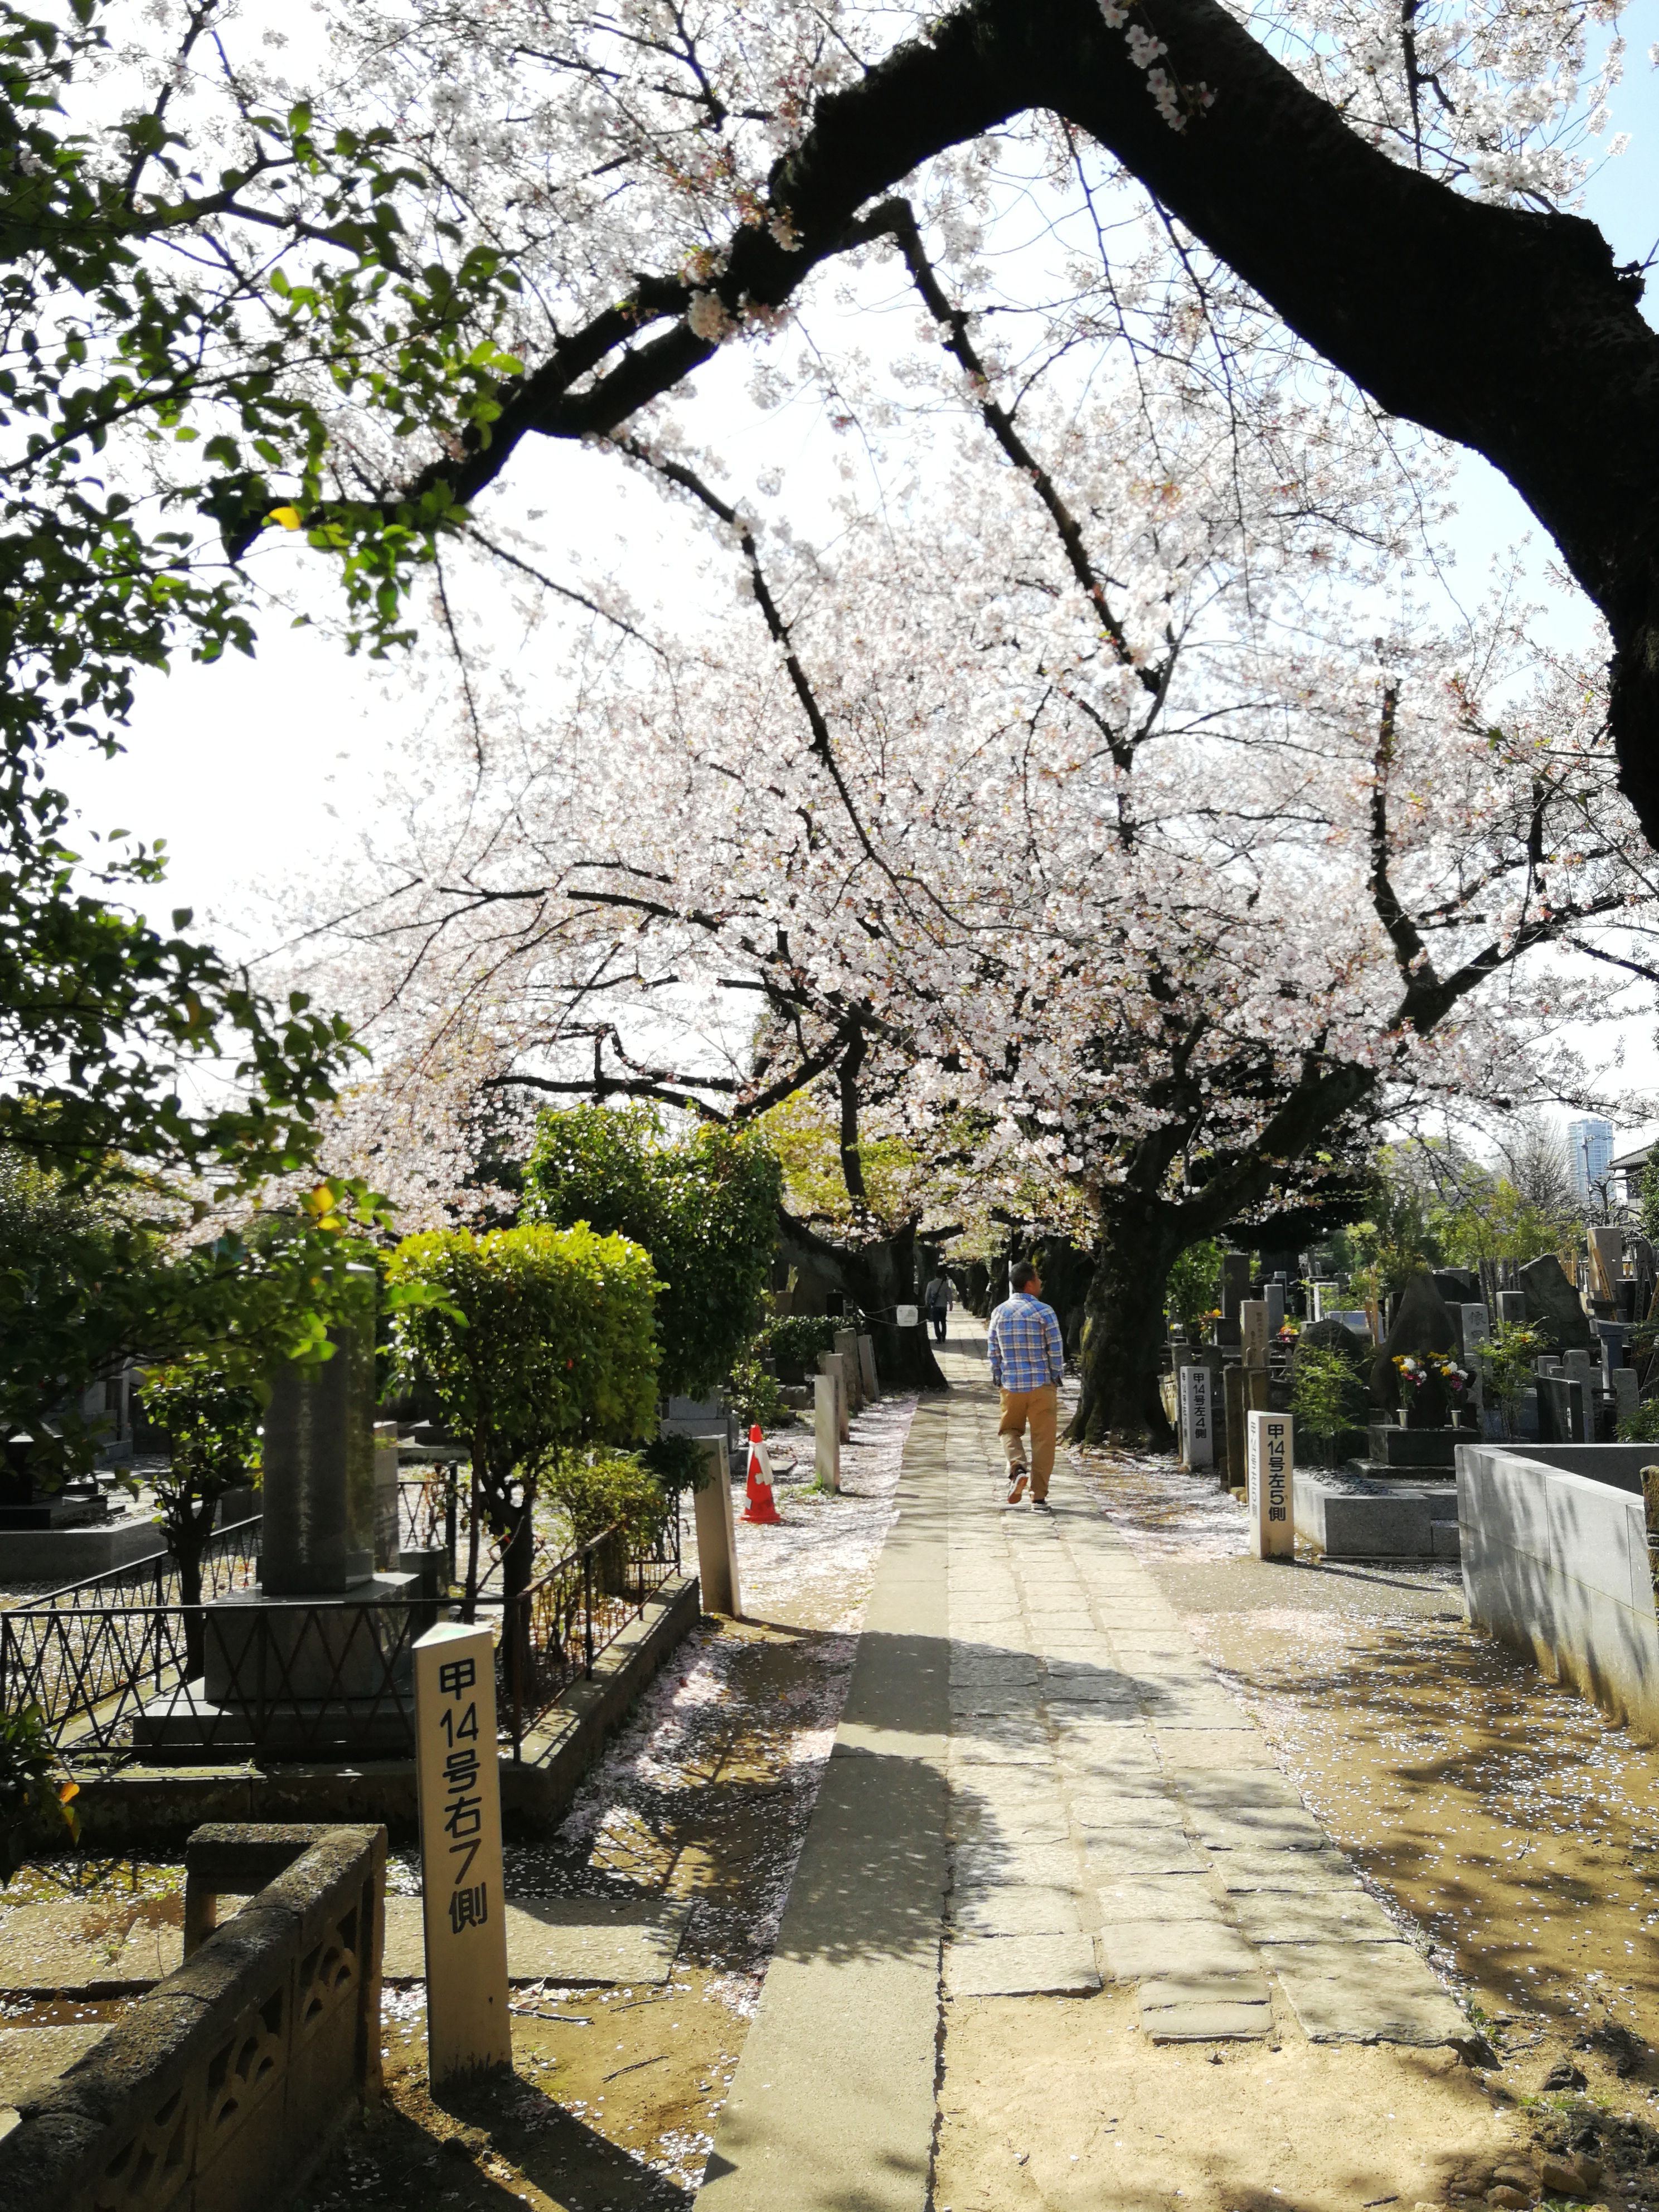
128, 1681, 415, 1760
1294, 1470, 1460, 1560
1364, 1421, 1469, 1472
0, 1511, 162, 1584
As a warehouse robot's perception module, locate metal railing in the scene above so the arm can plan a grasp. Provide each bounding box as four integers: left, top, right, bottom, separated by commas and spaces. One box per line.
1, 1506, 684, 1765
29, 1514, 263, 1609
501, 1511, 682, 1758
397, 1473, 457, 1574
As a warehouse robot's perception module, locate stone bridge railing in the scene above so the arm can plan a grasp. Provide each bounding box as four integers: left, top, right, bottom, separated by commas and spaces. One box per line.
0, 1821, 385, 2212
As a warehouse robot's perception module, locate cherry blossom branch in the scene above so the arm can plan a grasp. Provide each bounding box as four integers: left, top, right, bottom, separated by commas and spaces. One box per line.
856, 196, 1158, 716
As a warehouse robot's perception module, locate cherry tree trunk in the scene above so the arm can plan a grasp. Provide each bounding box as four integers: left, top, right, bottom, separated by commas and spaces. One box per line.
1066, 1209, 1181, 1451
779, 1210, 947, 1390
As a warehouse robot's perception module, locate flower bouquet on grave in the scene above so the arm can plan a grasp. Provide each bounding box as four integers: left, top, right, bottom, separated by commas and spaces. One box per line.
1429, 1352, 1474, 1427
1391, 1352, 1458, 1428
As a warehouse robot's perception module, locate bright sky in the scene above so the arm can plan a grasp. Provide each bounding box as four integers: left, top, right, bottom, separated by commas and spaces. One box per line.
62, 9, 1659, 1156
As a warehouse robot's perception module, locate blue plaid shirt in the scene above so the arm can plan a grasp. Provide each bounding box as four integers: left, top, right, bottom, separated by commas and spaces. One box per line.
987, 1292, 1064, 1391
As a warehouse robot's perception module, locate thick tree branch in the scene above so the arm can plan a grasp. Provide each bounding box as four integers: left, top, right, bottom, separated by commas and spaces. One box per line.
302, 0, 1659, 835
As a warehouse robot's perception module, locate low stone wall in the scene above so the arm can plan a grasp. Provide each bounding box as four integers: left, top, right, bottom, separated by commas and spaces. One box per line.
1458, 1443, 1659, 1740
0, 1822, 385, 2212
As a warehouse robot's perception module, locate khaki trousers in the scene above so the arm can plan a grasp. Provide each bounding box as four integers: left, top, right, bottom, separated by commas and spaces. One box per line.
998, 1384, 1058, 1497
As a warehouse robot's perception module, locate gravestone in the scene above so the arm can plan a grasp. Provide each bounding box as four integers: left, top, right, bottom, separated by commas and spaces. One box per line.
1339, 1309, 1372, 1338
1297, 1318, 1369, 1361
1246, 1410, 1294, 1560
1536, 1373, 1591, 1445
1588, 1225, 1624, 1311
1311, 1283, 1340, 1321
818, 1350, 851, 1442
1563, 1347, 1596, 1383
1220, 1254, 1251, 1321
259, 1267, 380, 1594
1519, 1253, 1595, 1352
1594, 1319, 1632, 1383
1240, 1301, 1270, 1371
1495, 1289, 1527, 1326
414, 1621, 512, 2090
192, 1269, 421, 1754
1178, 1366, 1215, 1471
373, 1420, 400, 1573
1264, 1282, 1286, 1334
1613, 1365, 1641, 1429
1225, 1365, 1267, 1490
1457, 1304, 1491, 1357
1369, 1271, 1457, 1411
813, 1375, 841, 1493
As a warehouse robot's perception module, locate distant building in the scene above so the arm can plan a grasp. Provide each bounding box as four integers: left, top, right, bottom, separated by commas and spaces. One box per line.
1569, 1115, 1614, 1205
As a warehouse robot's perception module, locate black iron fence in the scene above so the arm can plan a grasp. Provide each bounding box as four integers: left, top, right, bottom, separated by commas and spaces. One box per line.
29, 1514, 263, 1611
397, 1472, 458, 1577
397, 1469, 601, 1600
1, 1507, 683, 1764
501, 1514, 683, 1758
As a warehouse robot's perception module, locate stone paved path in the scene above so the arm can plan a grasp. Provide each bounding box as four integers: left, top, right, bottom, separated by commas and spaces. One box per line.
938, 1331, 1467, 2046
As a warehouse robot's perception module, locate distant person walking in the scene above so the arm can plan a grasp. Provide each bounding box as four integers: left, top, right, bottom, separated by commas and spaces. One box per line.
986, 1262, 1065, 1508
924, 1271, 954, 1343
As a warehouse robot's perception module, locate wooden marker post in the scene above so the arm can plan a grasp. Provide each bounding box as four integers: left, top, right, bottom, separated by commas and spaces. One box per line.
1177, 1366, 1214, 1471
692, 1435, 742, 1614
1246, 1410, 1295, 1560
414, 1622, 512, 2090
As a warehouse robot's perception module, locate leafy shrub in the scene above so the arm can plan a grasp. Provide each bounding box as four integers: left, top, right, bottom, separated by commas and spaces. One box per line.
641, 1429, 713, 1496
1290, 1344, 1367, 1444
728, 1347, 794, 1431
1483, 1320, 1546, 1413
759, 1314, 842, 1380
1617, 1397, 1659, 1444
544, 1451, 672, 1552
0, 1704, 77, 1885
524, 1106, 781, 1399
1166, 1239, 1226, 1334
387, 1221, 660, 1605
136, 1355, 263, 1606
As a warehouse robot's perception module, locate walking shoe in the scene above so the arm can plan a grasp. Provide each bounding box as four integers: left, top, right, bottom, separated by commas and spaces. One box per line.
1007, 1470, 1029, 1504
1031, 1497, 1052, 1512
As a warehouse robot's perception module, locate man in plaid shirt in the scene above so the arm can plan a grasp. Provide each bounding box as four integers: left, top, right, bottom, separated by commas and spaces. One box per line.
987, 1260, 1065, 1507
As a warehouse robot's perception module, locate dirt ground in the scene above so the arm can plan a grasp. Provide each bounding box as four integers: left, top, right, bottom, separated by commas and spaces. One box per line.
932, 1446, 1659, 2212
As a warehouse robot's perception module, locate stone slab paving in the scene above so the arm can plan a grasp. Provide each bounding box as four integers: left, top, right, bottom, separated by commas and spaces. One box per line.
938, 1338, 1468, 2048
0, 2022, 109, 2118
0, 1891, 689, 1994
0, 1902, 180, 1993
381, 1894, 691, 1983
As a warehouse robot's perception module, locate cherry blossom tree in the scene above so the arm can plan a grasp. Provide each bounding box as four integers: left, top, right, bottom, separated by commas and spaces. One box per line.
261, 300, 1659, 1442
164, 0, 1659, 834
52, 0, 1659, 830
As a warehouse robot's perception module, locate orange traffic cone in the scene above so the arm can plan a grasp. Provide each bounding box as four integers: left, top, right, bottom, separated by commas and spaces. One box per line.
743, 1422, 783, 1525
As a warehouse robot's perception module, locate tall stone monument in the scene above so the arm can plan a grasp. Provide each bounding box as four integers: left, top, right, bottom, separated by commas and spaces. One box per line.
177, 1267, 422, 1756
